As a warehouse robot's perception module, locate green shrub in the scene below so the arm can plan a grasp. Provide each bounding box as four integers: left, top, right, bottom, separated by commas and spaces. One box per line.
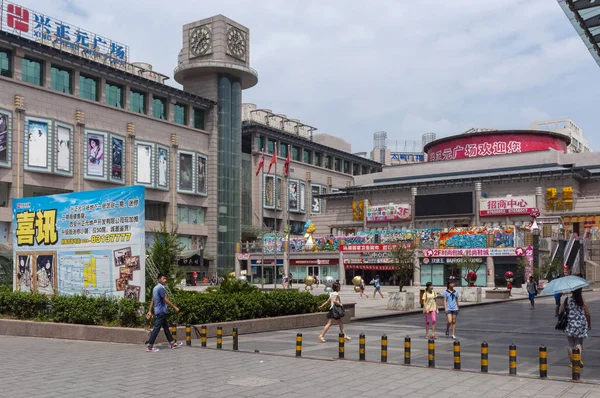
0, 290, 50, 320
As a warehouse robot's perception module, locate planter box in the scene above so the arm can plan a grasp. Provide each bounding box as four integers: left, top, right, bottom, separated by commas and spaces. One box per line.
387, 292, 415, 311
485, 290, 510, 300
459, 287, 482, 303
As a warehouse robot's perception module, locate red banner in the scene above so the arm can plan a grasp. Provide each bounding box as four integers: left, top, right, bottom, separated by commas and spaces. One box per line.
340, 244, 396, 252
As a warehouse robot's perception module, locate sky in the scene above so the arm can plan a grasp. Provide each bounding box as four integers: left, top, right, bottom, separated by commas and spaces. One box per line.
13, 0, 600, 152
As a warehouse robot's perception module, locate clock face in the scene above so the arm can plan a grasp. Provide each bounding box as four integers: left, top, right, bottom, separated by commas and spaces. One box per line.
227, 27, 246, 60
190, 25, 211, 57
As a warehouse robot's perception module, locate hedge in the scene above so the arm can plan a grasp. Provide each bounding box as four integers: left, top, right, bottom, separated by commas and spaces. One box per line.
0, 284, 329, 328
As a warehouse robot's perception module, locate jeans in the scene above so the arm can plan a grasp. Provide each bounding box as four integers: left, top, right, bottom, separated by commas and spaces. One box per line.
147, 312, 173, 347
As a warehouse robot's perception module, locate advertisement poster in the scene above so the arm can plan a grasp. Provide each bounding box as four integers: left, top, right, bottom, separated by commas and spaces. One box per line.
366, 203, 411, 223
56, 125, 71, 173
197, 155, 207, 194
0, 113, 8, 163
288, 180, 298, 211
13, 186, 146, 301
137, 144, 152, 184
311, 185, 321, 214
158, 148, 168, 187
111, 137, 123, 180
28, 120, 48, 168
87, 134, 104, 176
179, 153, 193, 191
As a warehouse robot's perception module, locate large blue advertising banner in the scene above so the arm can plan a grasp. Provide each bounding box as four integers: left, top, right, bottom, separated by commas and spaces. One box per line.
12, 186, 145, 301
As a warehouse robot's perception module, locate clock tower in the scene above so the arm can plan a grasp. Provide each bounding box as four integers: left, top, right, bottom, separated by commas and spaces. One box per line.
175, 16, 258, 273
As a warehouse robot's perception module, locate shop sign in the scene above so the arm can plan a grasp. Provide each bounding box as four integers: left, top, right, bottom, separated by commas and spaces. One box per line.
422, 248, 526, 257
340, 244, 396, 252
250, 259, 284, 265
236, 253, 250, 261
289, 259, 339, 266
479, 196, 536, 216
344, 264, 396, 271
421, 257, 485, 264
344, 257, 394, 264
366, 203, 411, 223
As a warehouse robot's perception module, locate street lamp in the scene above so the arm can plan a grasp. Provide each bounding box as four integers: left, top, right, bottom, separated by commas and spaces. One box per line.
531, 218, 540, 279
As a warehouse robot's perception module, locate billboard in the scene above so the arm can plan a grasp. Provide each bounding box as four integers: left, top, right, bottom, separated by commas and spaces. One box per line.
13, 186, 145, 301
366, 203, 411, 222
479, 196, 536, 217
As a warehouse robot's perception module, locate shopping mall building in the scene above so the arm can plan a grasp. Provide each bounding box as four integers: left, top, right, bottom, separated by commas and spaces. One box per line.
246, 129, 600, 287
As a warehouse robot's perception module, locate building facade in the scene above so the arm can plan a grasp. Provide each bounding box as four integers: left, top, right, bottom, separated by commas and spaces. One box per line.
531, 118, 592, 153
0, 4, 257, 278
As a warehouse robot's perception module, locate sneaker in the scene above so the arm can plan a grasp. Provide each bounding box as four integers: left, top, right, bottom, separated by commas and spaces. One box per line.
146, 346, 159, 352
170, 342, 183, 349
452, 335, 457, 340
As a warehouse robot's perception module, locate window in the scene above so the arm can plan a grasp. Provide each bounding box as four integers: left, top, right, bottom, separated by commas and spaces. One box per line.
152, 97, 166, 120
279, 143, 288, 158
21, 58, 42, 86
106, 82, 123, 108
79, 74, 98, 101
130, 90, 146, 114
334, 158, 341, 172
267, 139, 276, 154
353, 163, 359, 176
193, 107, 205, 129
0, 49, 11, 77
303, 150, 312, 164
343, 160, 350, 174
50, 65, 72, 94
174, 103, 187, 125
314, 152, 322, 167
145, 201, 168, 221
362, 165, 369, 174
292, 146, 301, 161
324, 155, 332, 169
257, 135, 265, 152
177, 205, 206, 225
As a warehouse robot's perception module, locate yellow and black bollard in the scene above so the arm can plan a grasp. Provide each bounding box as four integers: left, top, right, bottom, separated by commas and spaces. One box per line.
381, 335, 387, 363
404, 336, 411, 366
539, 345, 547, 378
428, 338, 435, 368
339, 333, 345, 359
201, 325, 207, 348
171, 325, 177, 342
509, 344, 517, 375
185, 324, 191, 346
295, 333, 302, 357
216, 326, 223, 349
232, 327, 239, 351
359, 333, 366, 361
481, 342, 488, 373
572, 347, 581, 381
453, 341, 461, 370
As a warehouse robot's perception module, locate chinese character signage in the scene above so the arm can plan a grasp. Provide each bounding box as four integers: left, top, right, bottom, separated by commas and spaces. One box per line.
340, 244, 397, 252
13, 186, 145, 301
425, 133, 568, 162
422, 248, 525, 257
1, 2, 129, 70
479, 196, 536, 217
366, 203, 411, 223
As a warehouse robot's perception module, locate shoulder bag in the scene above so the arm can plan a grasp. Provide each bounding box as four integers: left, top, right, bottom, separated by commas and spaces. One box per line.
555, 297, 570, 331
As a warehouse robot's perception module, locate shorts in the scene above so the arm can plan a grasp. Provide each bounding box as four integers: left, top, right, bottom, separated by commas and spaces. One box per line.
375, 286, 381, 291
567, 336, 584, 348
529, 293, 536, 301
555, 296, 562, 306
447, 310, 458, 316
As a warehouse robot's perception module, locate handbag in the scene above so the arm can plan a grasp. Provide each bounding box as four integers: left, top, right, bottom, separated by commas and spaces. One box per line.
331, 304, 345, 319
555, 297, 569, 331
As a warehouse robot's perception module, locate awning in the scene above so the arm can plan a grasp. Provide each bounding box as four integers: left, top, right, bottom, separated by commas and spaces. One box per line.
179, 250, 215, 261
345, 264, 396, 271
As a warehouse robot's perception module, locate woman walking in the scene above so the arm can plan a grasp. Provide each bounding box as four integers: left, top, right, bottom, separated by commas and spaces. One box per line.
443, 280, 460, 340
560, 288, 591, 368
421, 282, 438, 339
359, 277, 366, 299
317, 282, 351, 343
370, 275, 384, 300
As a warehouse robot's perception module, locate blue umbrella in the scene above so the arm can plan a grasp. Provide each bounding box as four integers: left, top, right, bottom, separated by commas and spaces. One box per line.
541, 275, 589, 295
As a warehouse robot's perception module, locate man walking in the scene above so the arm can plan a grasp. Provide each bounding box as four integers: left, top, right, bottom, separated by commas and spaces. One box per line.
146, 274, 182, 352
526, 276, 538, 310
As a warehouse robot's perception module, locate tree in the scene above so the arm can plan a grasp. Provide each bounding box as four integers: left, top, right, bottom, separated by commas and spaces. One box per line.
145, 221, 184, 298
389, 239, 416, 292
452, 256, 484, 287
517, 255, 561, 281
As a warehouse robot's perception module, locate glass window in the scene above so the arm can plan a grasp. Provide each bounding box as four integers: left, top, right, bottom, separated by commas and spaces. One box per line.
177, 205, 206, 225
130, 90, 146, 114
362, 165, 369, 174
303, 150, 312, 164
343, 160, 350, 174
324, 155, 332, 169
334, 158, 341, 172
50, 65, 72, 94
79, 74, 98, 101
21, 58, 42, 86
353, 163, 359, 175
1, 49, 11, 77
257, 135, 265, 152
145, 201, 168, 221
193, 107, 205, 129
292, 146, 301, 161
314, 152, 322, 167
174, 103, 187, 125
279, 143, 288, 158
152, 97, 166, 120
267, 139, 276, 154
106, 82, 123, 108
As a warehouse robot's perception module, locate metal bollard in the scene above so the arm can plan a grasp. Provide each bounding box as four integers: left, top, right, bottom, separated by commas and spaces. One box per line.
453, 341, 461, 370
481, 342, 488, 373
381, 335, 387, 363
428, 338, 435, 368
339, 333, 345, 359
216, 326, 223, 349
201, 325, 207, 348
171, 325, 177, 342
359, 333, 366, 361
295, 333, 302, 357
404, 336, 411, 365
539, 345, 547, 378
185, 324, 191, 346
509, 344, 517, 375
572, 347, 581, 381
232, 327, 239, 351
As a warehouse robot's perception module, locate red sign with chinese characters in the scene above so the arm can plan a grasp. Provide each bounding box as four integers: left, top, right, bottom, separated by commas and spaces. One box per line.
479, 196, 536, 217
425, 133, 568, 162
340, 244, 397, 252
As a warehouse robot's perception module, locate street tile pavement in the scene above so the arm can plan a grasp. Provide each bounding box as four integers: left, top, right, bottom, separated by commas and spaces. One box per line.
1, 335, 600, 397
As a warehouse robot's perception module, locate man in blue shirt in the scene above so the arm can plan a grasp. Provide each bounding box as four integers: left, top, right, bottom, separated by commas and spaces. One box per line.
145, 274, 181, 352
442, 279, 460, 340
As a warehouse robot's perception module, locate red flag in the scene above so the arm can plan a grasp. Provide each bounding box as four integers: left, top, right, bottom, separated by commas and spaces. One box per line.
283, 150, 291, 177
255, 152, 265, 176
267, 148, 277, 174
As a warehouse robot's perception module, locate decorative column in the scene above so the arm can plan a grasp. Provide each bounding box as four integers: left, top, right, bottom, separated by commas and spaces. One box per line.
234, 242, 242, 278
486, 256, 495, 287
412, 251, 421, 287
410, 187, 418, 229
535, 187, 543, 213
474, 181, 482, 226
339, 251, 345, 285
